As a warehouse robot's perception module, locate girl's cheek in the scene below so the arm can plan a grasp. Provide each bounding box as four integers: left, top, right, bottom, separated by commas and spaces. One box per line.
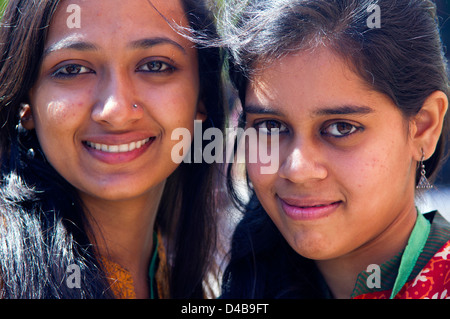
47, 102, 78, 123
247, 163, 261, 185
35, 93, 90, 128
247, 161, 275, 192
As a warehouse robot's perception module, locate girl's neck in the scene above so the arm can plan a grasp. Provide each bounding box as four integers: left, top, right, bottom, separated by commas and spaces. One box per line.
315, 202, 418, 299
80, 182, 166, 298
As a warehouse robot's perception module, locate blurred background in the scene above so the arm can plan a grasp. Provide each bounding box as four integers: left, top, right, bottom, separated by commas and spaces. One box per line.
415, 0, 450, 219
435, 0, 450, 186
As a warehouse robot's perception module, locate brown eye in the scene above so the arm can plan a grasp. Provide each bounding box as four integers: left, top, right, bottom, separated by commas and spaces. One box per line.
265, 120, 282, 131
335, 123, 355, 135
137, 61, 174, 73
322, 122, 359, 138
52, 64, 94, 78
254, 119, 288, 135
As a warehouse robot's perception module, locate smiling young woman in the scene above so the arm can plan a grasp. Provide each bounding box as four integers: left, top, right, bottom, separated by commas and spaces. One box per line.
0, 0, 225, 298
218, 0, 450, 299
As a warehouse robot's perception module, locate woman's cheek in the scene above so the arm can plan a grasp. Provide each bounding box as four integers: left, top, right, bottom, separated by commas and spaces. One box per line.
247, 161, 276, 195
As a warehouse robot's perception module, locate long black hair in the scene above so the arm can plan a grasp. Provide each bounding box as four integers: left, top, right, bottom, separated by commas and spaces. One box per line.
0, 0, 225, 298
219, 0, 450, 298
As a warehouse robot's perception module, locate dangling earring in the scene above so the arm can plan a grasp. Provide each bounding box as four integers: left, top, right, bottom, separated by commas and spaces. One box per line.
416, 149, 433, 190
17, 103, 39, 161
27, 148, 35, 159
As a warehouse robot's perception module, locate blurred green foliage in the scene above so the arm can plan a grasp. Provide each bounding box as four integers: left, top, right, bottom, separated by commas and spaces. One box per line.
0, 0, 7, 12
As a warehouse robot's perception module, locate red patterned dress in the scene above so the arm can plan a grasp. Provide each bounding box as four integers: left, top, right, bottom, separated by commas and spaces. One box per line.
352, 212, 450, 299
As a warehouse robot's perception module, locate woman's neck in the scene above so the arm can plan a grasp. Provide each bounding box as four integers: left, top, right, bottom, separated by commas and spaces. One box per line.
315, 202, 418, 299
80, 182, 165, 298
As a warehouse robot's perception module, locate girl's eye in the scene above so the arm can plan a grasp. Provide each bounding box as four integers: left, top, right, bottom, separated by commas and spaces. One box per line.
322, 122, 360, 138
137, 61, 174, 73
52, 64, 94, 78
254, 119, 289, 135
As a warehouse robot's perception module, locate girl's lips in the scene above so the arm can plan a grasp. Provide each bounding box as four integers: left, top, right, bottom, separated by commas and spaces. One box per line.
278, 196, 342, 221
83, 136, 155, 164
84, 137, 152, 153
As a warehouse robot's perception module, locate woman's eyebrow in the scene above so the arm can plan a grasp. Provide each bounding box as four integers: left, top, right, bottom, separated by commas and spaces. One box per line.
128, 37, 187, 55
244, 104, 373, 117
43, 39, 98, 58
43, 37, 186, 59
312, 105, 374, 116
244, 104, 284, 116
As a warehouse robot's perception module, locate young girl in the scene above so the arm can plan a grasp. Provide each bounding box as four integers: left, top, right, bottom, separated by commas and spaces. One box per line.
219, 0, 450, 299
0, 0, 225, 298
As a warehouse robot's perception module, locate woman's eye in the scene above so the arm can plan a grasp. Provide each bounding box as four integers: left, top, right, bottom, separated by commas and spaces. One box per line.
322, 122, 360, 138
254, 119, 288, 135
137, 61, 174, 73
52, 64, 94, 78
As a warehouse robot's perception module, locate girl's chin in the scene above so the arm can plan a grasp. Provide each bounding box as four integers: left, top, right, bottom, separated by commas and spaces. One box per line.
77, 182, 162, 202
281, 229, 345, 261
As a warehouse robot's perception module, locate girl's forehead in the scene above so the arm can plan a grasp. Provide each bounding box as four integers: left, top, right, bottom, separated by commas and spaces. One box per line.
54, 0, 186, 22
244, 46, 407, 121
248, 47, 366, 99
47, 0, 191, 48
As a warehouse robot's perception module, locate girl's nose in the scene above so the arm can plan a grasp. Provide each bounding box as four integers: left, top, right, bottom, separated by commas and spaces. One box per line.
91, 73, 143, 128
278, 139, 328, 184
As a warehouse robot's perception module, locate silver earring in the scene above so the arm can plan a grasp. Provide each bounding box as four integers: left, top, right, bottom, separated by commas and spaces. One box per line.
416, 150, 433, 190
132, 104, 138, 109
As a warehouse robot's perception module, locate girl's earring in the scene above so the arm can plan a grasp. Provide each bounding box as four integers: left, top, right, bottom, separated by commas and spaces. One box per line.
416, 150, 433, 190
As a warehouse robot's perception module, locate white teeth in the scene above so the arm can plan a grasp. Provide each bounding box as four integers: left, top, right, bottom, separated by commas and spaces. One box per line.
86, 138, 151, 153
109, 145, 119, 152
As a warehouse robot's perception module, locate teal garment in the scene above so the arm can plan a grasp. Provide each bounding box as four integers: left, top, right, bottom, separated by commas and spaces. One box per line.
149, 231, 159, 299
389, 212, 430, 298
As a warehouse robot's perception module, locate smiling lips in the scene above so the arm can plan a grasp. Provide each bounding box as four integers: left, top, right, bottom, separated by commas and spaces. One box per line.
83, 136, 155, 164
85, 137, 153, 153
279, 196, 342, 221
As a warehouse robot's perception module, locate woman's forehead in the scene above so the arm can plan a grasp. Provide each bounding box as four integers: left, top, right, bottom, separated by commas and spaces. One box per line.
46, 0, 192, 50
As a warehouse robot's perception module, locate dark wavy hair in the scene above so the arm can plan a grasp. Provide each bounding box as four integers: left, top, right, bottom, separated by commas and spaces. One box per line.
219, 0, 450, 298
0, 0, 225, 298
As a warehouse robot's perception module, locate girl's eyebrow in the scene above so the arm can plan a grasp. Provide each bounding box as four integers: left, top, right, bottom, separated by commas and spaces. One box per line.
312, 105, 374, 116
43, 39, 98, 58
128, 37, 186, 55
43, 36, 186, 59
244, 104, 284, 116
244, 104, 374, 117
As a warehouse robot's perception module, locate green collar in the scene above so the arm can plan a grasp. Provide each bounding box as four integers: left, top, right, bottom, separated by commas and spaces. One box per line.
148, 231, 159, 299
389, 212, 430, 298
350, 213, 430, 298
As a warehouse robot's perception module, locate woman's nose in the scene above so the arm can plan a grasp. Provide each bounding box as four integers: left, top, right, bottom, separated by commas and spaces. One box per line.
91, 73, 143, 128
278, 139, 328, 184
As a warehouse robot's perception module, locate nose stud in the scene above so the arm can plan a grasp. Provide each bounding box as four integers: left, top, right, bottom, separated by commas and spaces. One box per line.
132, 104, 139, 109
